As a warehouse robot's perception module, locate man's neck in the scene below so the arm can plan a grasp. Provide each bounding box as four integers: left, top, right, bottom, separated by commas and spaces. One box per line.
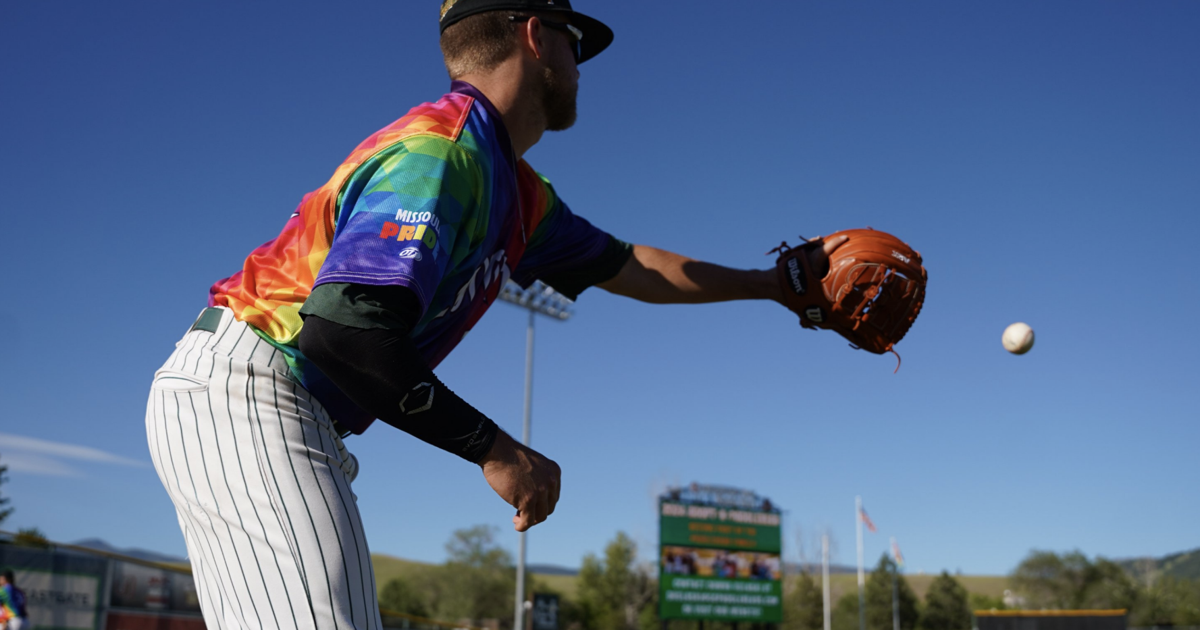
456, 63, 544, 159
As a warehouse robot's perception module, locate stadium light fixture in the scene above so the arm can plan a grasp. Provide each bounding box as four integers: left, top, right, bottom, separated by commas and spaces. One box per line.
499, 280, 574, 321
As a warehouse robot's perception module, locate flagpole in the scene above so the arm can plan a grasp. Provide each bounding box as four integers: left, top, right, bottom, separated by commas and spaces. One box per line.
891, 537, 899, 630
857, 496, 865, 630
823, 533, 832, 630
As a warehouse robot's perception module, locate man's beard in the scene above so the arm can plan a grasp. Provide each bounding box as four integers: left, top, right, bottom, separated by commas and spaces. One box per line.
540, 62, 578, 132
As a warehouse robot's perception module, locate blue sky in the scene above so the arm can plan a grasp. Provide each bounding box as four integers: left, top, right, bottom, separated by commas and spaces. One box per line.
1, 1, 1197, 577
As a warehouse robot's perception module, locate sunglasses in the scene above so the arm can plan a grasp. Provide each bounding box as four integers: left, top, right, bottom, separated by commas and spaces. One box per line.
510, 15, 583, 63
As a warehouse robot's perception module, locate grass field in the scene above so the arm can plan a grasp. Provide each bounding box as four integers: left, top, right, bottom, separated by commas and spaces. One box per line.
370, 554, 1007, 602
809, 573, 1008, 602
372, 553, 437, 591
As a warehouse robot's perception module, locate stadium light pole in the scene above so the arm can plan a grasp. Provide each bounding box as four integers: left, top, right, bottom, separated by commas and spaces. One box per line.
499, 280, 573, 630
857, 496, 865, 630
823, 534, 832, 630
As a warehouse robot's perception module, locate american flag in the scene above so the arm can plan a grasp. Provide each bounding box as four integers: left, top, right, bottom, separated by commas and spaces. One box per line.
859, 506, 877, 533
892, 538, 905, 567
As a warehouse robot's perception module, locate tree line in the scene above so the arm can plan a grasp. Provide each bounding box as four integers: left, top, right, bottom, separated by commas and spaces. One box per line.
778, 550, 1199, 630
1008, 550, 1200, 627
379, 527, 658, 630
785, 555, 954, 630
380, 528, 1200, 630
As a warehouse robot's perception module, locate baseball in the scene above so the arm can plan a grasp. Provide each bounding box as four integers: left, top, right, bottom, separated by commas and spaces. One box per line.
1002, 322, 1035, 355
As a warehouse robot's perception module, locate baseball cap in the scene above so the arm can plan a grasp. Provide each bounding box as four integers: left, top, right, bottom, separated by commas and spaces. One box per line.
439, 0, 614, 64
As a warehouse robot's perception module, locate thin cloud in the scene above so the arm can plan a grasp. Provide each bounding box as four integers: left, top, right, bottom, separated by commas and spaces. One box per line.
0, 432, 148, 474
0, 451, 80, 477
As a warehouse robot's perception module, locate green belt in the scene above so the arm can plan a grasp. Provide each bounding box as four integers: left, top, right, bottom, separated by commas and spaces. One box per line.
190, 307, 223, 333
189, 307, 353, 438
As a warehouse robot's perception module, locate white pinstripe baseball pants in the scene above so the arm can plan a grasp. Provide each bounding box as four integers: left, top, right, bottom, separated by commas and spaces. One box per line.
146, 306, 382, 629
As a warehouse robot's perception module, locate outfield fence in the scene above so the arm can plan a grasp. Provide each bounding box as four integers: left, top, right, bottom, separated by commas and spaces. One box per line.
380, 608, 488, 630
0, 534, 204, 629
0, 532, 500, 630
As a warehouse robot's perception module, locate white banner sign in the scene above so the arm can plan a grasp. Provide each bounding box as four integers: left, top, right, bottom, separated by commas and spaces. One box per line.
18, 569, 100, 630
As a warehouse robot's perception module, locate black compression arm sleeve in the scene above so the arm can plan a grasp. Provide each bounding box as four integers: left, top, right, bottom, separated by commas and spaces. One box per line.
297, 314, 499, 463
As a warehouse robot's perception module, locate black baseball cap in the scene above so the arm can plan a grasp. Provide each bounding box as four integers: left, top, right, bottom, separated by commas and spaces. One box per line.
439, 0, 614, 64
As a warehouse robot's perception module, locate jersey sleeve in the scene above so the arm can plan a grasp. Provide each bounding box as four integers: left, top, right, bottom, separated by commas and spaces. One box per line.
308, 134, 482, 318
512, 171, 632, 299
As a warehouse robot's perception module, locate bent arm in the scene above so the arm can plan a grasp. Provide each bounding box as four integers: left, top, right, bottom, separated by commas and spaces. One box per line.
298, 311, 560, 532
596, 244, 781, 304
297, 313, 499, 462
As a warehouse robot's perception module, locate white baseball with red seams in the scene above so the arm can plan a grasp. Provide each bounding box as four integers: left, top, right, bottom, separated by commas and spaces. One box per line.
1002, 322, 1035, 355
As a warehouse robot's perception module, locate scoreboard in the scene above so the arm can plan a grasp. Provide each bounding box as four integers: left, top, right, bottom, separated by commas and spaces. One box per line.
659, 487, 783, 623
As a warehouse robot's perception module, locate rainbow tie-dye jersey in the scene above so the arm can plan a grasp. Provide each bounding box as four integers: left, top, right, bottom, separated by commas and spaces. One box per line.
0, 584, 25, 620
210, 82, 612, 433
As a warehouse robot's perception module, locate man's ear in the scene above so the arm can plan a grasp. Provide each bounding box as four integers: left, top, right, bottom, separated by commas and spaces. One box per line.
518, 16, 546, 61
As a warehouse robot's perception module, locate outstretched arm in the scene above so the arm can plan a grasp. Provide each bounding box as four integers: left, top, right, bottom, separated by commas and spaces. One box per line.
597, 239, 845, 304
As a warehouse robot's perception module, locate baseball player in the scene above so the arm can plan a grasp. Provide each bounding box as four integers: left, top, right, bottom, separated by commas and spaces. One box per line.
145, 1, 865, 628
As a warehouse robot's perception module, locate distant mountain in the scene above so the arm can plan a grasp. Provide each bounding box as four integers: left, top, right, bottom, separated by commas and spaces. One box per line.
69, 538, 188, 565
786, 562, 858, 575
528, 563, 578, 576
1119, 548, 1200, 581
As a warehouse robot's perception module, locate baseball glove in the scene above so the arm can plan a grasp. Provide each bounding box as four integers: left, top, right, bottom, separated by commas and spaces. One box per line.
771, 228, 927, 364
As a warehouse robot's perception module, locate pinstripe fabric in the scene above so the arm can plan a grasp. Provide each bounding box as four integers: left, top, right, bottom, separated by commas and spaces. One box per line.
147, 307, 379, 629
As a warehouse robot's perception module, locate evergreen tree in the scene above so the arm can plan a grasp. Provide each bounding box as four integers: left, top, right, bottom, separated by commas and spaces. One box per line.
379, 575, 431, 618
0, 454, 12, 525
921, 572, 970, 630
575, 532, 655, 630
14, 527, 49, 549
784, 571, 824, 630
831, 592, 860, 630
865, 555, 919, 630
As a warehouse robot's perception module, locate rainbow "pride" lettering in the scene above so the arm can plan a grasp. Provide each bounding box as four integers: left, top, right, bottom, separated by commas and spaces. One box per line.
379, 221, 439, 249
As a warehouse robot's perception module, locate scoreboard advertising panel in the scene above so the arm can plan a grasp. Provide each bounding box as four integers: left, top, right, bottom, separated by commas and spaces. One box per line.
659, 493, 783, 623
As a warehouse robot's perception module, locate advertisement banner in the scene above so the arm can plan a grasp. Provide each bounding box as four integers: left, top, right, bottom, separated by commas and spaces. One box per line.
19, 569, 102, 630
110, 560, 201, 612
659, 574, 782, 622
659, 502, 781, 553
659, 492, 783, 623
660, 545, 782, 622
0, 541, 204, 628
